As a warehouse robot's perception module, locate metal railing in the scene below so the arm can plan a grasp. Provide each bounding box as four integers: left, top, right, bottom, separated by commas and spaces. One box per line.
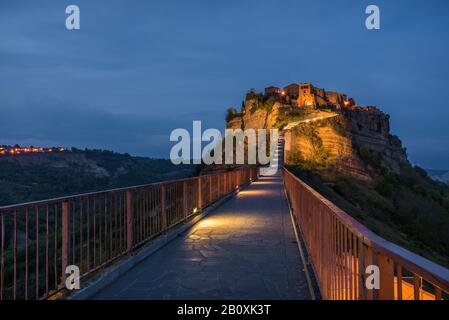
283, 167, 449, 300
0, 167, 257, 300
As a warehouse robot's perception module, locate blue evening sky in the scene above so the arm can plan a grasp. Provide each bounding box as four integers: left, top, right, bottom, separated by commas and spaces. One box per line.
0, 0, 448, 168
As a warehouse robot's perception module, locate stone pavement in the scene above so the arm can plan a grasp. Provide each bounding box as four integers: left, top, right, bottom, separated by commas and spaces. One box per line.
92, 173, 311, 300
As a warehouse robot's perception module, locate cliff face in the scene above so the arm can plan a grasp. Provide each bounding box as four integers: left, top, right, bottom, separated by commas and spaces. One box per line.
228, 99, 287, 131
245, 84, 449, 268
284, 116, 373, 180
226, 84, 409, 179
343, 107, 407, 172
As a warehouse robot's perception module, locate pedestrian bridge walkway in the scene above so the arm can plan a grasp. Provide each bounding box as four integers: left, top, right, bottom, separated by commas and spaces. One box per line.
1, 136, 449, 300
92, 174, 311, 300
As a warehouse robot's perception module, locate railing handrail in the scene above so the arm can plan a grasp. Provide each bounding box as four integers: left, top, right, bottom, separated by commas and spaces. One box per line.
0, 166, 258, 300
283, 166, 449, 295
0, 169, 245, 211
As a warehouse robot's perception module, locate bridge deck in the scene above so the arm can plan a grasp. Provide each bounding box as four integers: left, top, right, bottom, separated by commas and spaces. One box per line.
92, 173, 311, 300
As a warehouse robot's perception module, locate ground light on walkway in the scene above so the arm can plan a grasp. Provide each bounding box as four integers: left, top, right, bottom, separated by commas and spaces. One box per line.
90, 174, 312, 300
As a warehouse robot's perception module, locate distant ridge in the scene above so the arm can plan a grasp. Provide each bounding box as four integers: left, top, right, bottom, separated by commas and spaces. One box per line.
0, 148, 197, 206
427, 169, 449, 185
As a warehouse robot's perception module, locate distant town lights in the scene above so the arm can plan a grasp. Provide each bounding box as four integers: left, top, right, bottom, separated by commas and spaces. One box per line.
0, 146, 65, 157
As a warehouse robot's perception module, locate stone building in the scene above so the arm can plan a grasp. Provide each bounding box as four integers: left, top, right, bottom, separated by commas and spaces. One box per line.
258, 82, 359, 111
297, 84, 315, 107
283, 83, 319, 108
264, 86, 281, 96
326, 91, 346, 109
284, 83, 300, 97
282, 83, 356, 109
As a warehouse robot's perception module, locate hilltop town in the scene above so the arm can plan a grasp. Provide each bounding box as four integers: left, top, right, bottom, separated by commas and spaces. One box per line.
263, 83, 357, 110
225, 83, 449, 267
226, 82, 408, 179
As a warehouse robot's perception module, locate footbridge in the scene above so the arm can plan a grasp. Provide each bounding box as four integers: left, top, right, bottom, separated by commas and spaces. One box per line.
1, 137, 449, 300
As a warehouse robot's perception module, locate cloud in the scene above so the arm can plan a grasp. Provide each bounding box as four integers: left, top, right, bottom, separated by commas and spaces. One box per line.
0, 0, 448, 166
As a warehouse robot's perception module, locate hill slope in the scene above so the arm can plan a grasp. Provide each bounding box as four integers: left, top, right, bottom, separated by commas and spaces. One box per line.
0, 149, 197, 206
428, 169, 449, 185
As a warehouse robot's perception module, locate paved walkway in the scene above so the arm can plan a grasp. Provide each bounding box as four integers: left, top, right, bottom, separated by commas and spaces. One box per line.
91, 172, 311, 300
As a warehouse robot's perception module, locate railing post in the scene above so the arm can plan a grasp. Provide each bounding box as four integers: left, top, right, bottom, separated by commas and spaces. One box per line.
223, 172, 228, 195
219, 174, 223, 197
435, 287, 442, 300
126, 190, 133, 254
160, 184, 166, 232
358, 241, 366, 300
198, 177, 202, 210
183, 181, 188, 219
209, 176, 212, 203
378, 254, 394, 300
61, 200, 69, 287
363, 246, 375, 300
397, 264, 403, 300
413, 275, 422, 300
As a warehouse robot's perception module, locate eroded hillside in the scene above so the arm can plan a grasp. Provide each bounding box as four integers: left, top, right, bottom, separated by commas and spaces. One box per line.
227, 83, 408, 179
225, 83, 449, 266
0, 149, 196, 206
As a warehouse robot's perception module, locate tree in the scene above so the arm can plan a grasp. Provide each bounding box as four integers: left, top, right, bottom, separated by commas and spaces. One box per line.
226, 107, 239, 122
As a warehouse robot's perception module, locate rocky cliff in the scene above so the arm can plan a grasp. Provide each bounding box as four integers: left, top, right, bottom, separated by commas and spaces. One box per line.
226, 84, 408, 180
226, 84, 449, 268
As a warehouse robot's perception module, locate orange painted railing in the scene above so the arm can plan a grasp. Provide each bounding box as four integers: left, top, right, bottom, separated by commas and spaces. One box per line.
0, 167, 257, 300
283, 167, 449, 300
